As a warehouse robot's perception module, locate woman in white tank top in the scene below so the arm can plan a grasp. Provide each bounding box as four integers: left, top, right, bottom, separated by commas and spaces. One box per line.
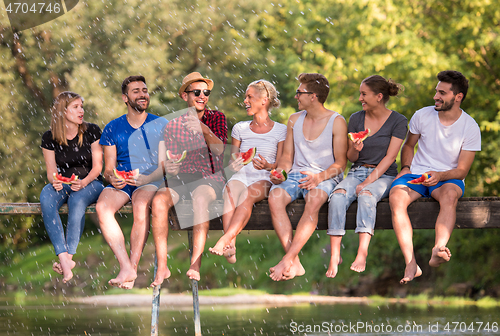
209, 80, 286, 263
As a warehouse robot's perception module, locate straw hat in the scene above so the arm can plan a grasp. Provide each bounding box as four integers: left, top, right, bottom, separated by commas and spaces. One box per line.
178, 72, 214, 97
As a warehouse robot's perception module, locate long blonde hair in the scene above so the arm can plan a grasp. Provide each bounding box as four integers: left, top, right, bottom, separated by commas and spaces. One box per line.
50, 91, 87, 146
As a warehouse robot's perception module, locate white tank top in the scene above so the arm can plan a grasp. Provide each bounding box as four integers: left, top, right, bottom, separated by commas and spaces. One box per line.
291, 111, 342, 183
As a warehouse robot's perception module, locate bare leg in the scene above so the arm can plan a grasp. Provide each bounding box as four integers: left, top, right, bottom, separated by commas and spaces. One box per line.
326, 235, 343, 278
150, 188, 179, 287
350, 233, 371, 273
270, 189, 327, 281
119, 186, 158, 289
96, 189, 136, 287
389, 185, 423, 284
428, 183, 461, 267
210, 181, 247, 263
210, 181, 270, 263
186, 185, 216, 281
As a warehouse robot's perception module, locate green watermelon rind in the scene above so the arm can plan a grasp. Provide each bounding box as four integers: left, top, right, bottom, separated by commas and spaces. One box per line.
166, 150, 187, 163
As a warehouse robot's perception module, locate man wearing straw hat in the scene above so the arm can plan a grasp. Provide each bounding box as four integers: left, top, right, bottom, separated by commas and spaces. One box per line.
150, 72, 227, 286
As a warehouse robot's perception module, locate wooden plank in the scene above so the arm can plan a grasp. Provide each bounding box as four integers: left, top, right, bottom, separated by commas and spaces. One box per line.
1, 198, 500, 229
0, 202, 132, 215
168, 197, 500, 230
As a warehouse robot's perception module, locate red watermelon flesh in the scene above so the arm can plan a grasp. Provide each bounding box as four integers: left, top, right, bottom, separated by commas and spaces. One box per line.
231, 147, 257, 165
408, 173, 430, 184
348, 129, 371, 142
53, 173, 78, 184
113, 168, 140, 181
270, 169, 287, 181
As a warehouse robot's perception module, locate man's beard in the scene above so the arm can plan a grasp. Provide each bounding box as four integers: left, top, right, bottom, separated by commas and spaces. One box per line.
435, 98, 455, 111
128, 98, 149, 112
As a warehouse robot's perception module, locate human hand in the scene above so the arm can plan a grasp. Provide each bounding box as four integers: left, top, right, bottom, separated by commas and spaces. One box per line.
164, 160, 181, 176
70, 179, 86, 192
298, 171, 321, 190
52, 180, 63, 191
252, 154, 269, 171
355, 182, 368, 195
352, 139, 364, 152
229, 156, 244, 172
395, 166, 411, 180
182, 115, 203, 134
109, 174, 127, 189
422, 171, 440, 186
270, 168, 286, 185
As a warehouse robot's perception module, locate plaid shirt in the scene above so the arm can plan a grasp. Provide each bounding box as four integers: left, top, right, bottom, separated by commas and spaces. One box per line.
163, 109, 227, 182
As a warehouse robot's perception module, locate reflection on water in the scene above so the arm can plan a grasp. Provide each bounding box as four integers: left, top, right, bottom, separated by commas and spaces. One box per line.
1, 299, 499, 335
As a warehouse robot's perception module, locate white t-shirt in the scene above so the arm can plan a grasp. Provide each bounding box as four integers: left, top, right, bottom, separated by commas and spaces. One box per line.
228, 120, 287, 186
409, 106, 481, 175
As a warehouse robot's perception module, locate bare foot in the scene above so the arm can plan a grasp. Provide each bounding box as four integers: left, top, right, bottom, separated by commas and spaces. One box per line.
223, 245, 236, 264
269, 258, 294, 281
150, 267, 171, 287
283, 260, 305, 280
119, 280, 135, 290
326, 255, 343, 278
52, 262, 63, 275
400, 262, 423, 284
186, 267, 200, 281
350, 253, 367, 273
209, 236, 230, 256
108, 269, 137, 288
58, 254, 76, 283
429, 246, 452, 267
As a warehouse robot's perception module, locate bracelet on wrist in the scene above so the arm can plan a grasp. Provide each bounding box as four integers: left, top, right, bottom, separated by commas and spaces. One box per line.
401, 165, 410, 170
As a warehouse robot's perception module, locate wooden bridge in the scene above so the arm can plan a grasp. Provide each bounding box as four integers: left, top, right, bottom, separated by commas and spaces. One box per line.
2, 197, 500, 335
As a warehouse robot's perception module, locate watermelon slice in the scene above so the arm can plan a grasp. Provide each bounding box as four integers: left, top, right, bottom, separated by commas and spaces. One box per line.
53, 173, 78, 184
270, 169, 288, 182
113, 168, 140, 181
231, 147, 257, 165
166, 150, 187, 163
408, 173, 430, 185
348, 129, 371, 142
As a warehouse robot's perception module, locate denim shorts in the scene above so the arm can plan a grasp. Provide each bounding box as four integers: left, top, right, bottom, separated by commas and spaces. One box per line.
105, 179, 163, 199
391, 174, 465, 197
270, 171, 340, 202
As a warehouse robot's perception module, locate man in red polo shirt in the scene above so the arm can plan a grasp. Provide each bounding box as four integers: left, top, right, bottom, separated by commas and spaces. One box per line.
150, 72, 227, 285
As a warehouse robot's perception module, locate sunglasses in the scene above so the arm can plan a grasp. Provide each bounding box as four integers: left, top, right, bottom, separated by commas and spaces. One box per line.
295, 90, 314, 95
185, 89, 211, 97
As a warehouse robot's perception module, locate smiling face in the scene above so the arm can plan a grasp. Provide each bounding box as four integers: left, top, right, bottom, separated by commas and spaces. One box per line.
244, 86, 268, 116
295, 83, 315, 110
123, 81, 150, 112
182, 81, 209, 113
434, 81, 461, 112
64, 98, 84, 125
359, 82, 382, 111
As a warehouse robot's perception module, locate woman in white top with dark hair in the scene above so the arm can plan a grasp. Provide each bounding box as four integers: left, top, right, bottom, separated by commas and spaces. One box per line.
209, 80, 287, 263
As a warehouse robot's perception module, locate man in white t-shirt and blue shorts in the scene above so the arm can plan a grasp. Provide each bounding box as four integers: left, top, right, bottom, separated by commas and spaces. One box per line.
389, 70, 481, 284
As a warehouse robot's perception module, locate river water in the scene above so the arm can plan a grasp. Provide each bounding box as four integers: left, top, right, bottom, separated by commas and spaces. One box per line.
1, 299, 499, 335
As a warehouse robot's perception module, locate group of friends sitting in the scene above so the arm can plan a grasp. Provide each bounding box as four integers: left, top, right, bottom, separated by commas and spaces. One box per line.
40, 70, 481, 289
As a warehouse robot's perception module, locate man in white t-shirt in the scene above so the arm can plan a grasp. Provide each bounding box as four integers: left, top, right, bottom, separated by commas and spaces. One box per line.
389, 70, 481, 284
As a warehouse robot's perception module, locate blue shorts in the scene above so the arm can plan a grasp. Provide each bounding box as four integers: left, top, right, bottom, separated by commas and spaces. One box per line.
105, 179, 163, 199
270, 172, 340, 202
391, 174, 465, 198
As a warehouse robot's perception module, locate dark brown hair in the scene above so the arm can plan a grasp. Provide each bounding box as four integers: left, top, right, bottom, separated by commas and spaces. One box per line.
298, 73, 330, 104
362, 75, 404, 104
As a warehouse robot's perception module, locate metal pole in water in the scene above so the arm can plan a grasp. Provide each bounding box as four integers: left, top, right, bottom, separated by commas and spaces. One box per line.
151, 254, 161, 336
188, 230, 202, 336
